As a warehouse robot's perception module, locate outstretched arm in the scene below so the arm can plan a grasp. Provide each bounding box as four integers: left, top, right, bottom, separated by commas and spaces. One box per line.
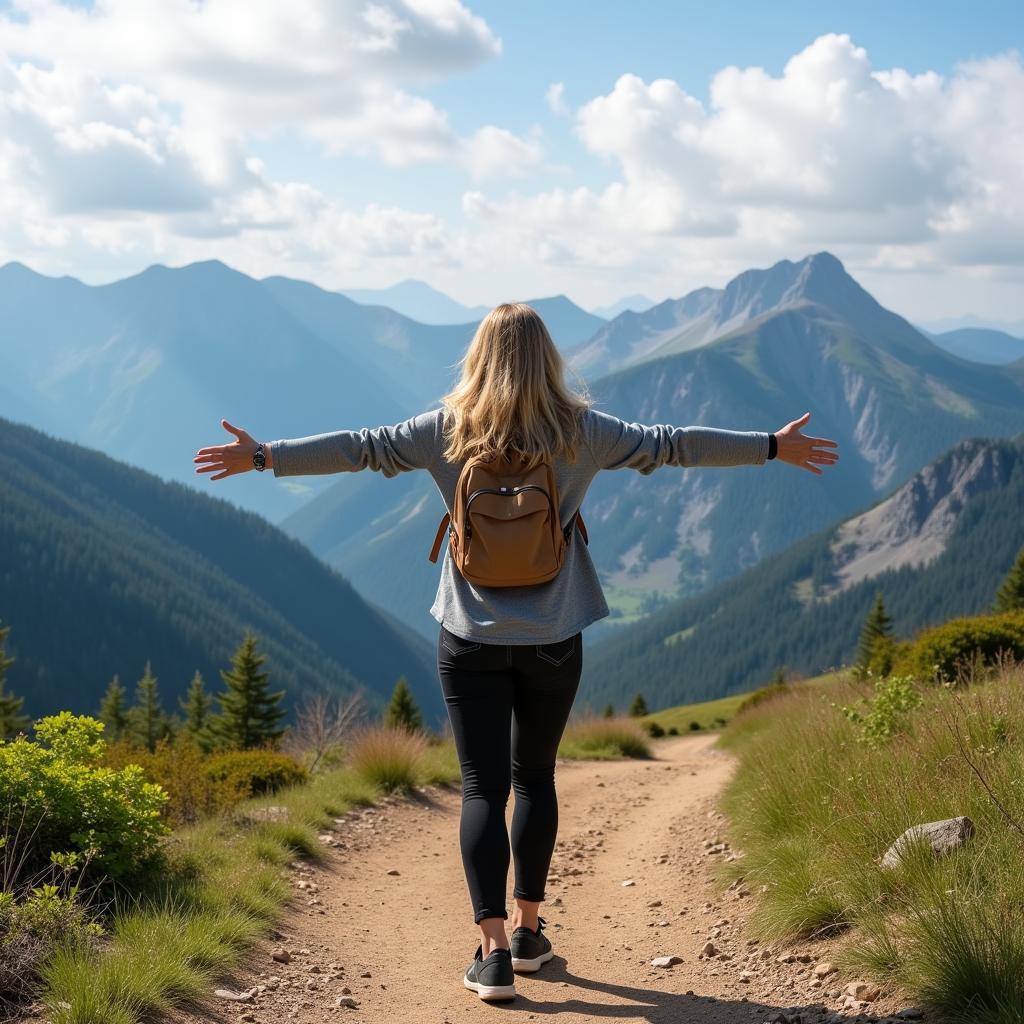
194, 409, 442, 481
583, 408, 770, 473
582, 408, 838, 475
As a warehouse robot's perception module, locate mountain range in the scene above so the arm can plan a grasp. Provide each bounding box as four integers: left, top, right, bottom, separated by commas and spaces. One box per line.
0, 415, 446, 725
921, 326, 1024, 365
281, 252, 1024, 639
579, 431, 1024, 710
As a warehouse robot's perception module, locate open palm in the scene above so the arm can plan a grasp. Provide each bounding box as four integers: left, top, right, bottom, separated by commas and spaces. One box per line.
773, 412, 839, 475
194, 419, 258, 481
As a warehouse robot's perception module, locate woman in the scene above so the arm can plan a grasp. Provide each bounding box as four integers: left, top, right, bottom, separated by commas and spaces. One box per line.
194, 302, 838, 1002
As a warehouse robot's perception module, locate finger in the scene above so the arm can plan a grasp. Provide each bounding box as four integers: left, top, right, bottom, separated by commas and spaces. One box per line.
222, 419, 250, 439
805, 436, 839, 448
195, 445, 231, 456
195, 462, 226, 474
803, 462, 823, 474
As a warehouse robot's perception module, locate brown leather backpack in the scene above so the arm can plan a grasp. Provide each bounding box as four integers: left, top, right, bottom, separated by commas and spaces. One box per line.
428, 450, 588, 587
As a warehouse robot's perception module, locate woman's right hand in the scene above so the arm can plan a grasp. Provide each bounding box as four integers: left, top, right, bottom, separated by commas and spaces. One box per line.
194, 419, 263, 481
773, 412, 839, 475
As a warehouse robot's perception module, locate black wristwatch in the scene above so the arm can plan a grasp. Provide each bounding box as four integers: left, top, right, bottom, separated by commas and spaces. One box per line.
767, 433, 777, 460
253, 442, 267, 472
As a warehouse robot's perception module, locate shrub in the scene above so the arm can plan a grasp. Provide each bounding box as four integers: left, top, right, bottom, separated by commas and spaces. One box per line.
892, 610, 1024, 684
559, 715, 651, 760
0, 714, 167, 879
103, 737, 267, 826
838, 673, 923, 747
0, 867, 100, 1012
737, 680, 791, 714
201, 750, 307, 801
646, 721, 665, 738
346, 725, 429, 793
667, 726, 679, 736
689, 721, 701, 731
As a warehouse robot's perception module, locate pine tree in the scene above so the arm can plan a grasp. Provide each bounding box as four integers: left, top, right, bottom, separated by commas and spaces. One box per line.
0, 620, 29, 739
628, 693, 648, 717
180, 670, 213, 746
209, 631, 286, 750
99, 674, 129, 741
384, 676, 423, 732
603, 702, 615, 718
854, 592, 895, 680
128, 660, 171, 752
994, 545, 1024, 613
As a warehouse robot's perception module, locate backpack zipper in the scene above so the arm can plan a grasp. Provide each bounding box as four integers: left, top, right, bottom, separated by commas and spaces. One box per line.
463, 484, 554, 538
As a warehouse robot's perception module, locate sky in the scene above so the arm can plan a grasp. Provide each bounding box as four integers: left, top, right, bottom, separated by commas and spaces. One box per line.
0, 0, 1022, 323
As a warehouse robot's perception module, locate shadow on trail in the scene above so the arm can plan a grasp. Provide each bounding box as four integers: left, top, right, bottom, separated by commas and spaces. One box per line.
483, 955, 896, 1023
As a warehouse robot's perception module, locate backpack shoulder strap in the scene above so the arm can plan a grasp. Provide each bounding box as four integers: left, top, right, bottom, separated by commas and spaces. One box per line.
428, 512, 451, 563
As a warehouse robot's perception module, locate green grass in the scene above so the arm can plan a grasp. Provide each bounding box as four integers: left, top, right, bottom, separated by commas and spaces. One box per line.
638, 668, 846, 734
716, 657, 1024, 1023
558, 715, 651, 760
39, 741, 461, 1024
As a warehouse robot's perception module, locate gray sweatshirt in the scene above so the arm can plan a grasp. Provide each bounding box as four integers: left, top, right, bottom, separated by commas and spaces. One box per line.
270, 407, 771, 644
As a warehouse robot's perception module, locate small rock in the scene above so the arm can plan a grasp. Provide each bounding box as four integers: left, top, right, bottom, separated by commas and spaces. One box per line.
651, 955, 683, 968
214, 988, 253, 1002
701, 941, 718, 957
621, 879, 636, 887
813, 961, 835, 978
271, 947, 291, 964
881, 816, 974, 869
360, 970, 372, 978
844, 980, 881, 1002
336, 995, 359, 1008
895, 1010, 925, 1020
647, 899, 662, 907
386, 868, 400, 876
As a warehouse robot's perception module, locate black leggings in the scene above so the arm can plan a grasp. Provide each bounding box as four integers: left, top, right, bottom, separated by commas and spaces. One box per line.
437, 625, 583, 924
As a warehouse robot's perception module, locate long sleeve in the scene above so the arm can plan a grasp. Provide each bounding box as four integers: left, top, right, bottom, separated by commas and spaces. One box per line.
270, 408, 443, 478
582, 408, 769, 474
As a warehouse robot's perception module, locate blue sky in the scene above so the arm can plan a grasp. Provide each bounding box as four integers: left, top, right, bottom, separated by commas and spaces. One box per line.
0, 0, 1022, 321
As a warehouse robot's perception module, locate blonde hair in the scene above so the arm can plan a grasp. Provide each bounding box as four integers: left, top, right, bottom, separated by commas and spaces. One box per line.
440, 302, 591, 468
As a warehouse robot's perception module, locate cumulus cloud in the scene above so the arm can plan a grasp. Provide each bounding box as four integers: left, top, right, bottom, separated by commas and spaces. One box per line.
0, 18, 1021, 314
455, 33, 1024, 305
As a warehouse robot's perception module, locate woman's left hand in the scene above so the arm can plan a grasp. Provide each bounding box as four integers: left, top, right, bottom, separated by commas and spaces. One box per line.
194, 419, 260, 480
773, 412, 839, 475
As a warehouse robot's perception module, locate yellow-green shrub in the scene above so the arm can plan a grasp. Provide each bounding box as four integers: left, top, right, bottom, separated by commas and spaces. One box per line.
201, 750, 307, 801
0, 714, 167, 879
103, 738, 244, 826
893, 610, 1024, 683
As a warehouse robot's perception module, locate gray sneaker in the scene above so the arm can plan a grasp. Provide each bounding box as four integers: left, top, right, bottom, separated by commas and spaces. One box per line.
463, 944, 516, 1001
510, 916, 553, 973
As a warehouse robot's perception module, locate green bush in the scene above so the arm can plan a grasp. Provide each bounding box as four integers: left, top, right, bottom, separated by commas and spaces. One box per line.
893, 610, 1024, 684
558, 715, 651, 760
645, 720, 665, 738
839, 674, 924, 747
201, 750, 307, 801
0, 714, 168, 879
104, 737, 255, 826
736, 680, 791, 714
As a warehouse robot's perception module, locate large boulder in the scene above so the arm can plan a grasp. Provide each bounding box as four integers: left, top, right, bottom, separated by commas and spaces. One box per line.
881, 816, 975, 869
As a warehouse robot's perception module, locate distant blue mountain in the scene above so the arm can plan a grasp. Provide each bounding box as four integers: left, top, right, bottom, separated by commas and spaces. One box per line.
918, 326, 1024, 365
590, 293, 658, 319
340, 278, 491, 324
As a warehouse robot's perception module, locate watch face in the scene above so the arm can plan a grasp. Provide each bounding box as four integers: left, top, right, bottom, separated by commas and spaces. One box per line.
253, 447, 266, 469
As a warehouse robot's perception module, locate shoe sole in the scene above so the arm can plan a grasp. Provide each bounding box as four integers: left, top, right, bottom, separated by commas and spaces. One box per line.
464, 976, 516, 1000
511, 948, 554, 973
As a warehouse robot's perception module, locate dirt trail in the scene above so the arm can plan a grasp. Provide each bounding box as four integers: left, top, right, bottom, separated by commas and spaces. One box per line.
177, 735, 925, 1024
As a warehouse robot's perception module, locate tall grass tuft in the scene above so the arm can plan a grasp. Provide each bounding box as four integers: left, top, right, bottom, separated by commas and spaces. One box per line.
719, 656, 1024, 1022
346, 725, 430, 793
558, 714, 651, 760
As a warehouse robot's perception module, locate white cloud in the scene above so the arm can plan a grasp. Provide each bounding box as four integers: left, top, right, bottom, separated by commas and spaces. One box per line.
1, 18, 1022, 320
545, 81, 567, 116
460, 34, 1024, 295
